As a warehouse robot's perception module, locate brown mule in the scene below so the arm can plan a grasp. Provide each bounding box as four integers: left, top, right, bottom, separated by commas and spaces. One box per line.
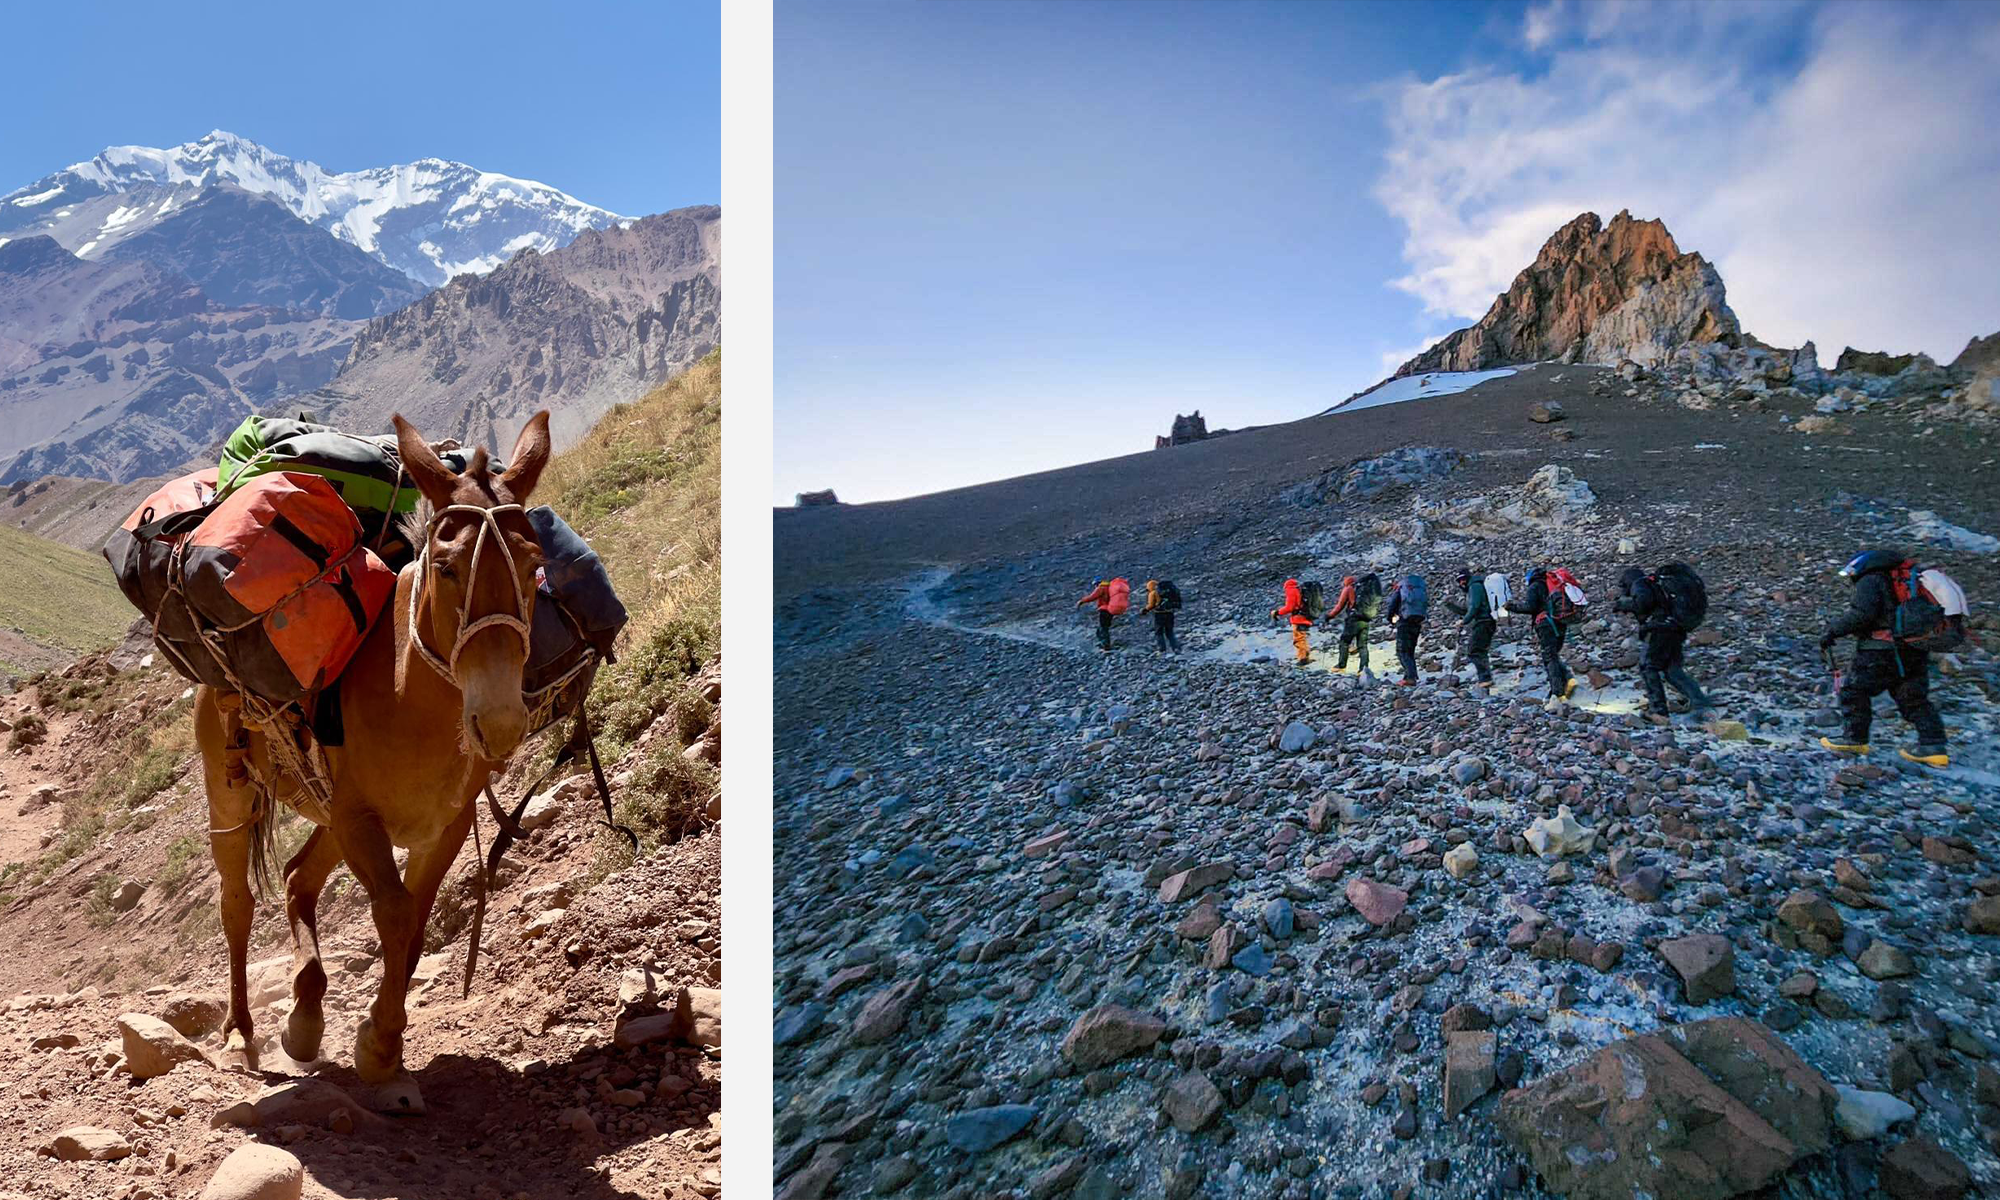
195, 411, 552, 1094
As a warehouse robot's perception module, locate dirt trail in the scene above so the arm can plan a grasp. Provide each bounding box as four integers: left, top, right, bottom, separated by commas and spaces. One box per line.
0, 654, 723, 1200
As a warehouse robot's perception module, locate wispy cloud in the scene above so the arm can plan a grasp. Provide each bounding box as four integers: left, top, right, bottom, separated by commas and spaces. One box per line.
1375, 0, 2000, 362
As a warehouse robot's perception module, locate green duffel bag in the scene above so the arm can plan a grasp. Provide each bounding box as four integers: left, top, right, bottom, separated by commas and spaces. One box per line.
217, 415, 483, 569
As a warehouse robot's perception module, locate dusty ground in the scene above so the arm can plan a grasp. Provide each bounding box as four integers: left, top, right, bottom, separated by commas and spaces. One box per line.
0, 653, 723, 1200
773, 365, 2000, 1198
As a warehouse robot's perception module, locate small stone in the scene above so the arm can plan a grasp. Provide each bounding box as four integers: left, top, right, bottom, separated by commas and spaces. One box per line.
1159, 863, 1234, 903
944, 1104, 1038, 1153
1345, 878, 1408, 927
1878, 1137, 1971, 1200
1857, 940, 1916, 981
1442, 1030, 1497, 1119
1161, 1070, 1223, 1133
1658, 934, 1736, 1005
198, 1143, 304, 1200
1060, 1005, 1166, 1069
1442, 844, 1478, 879
1834, 1086, 1915, 1141
118, 1011, 212, 1079
48, 1127, 131, 1161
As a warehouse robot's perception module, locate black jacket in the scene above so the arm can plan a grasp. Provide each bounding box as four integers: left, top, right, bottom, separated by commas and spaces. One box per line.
1613, 569, 1679, 635
1505, 569, 1551, 624
1824, 569, 1902, 653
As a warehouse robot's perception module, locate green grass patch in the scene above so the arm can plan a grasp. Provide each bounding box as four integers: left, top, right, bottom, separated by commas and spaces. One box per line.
0, 522, 130, 675
156, 835, 205, 896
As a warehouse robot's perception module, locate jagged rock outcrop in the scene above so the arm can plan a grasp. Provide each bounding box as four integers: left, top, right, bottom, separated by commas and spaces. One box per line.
323, 206, 721, 452
1156, 411, 1210, 449
1396, 210, 1740, 377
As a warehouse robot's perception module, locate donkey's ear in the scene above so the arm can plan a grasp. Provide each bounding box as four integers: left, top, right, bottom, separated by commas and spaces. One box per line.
501, 411, 552, 502
394, 414, 460, 510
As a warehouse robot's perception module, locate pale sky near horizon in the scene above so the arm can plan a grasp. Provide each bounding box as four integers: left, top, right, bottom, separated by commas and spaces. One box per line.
0, 0, 719, 219
775, 0, 2000, 505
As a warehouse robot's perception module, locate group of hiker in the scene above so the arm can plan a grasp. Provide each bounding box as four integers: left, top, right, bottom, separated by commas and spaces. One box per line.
1074, 550, 1969, 768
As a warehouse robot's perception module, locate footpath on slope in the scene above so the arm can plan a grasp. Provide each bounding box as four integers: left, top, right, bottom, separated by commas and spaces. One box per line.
0, 649, 723, 1200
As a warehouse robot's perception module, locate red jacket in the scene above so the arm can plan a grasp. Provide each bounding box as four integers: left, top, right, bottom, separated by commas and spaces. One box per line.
1274, 578, 1312, 627
1079, 583, 1111, 610
1326, 576, 1357, 619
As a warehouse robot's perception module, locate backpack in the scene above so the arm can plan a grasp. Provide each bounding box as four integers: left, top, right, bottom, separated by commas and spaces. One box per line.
522, 507, 630, 734
217, 414, 485, 569
1157, 580, 1182, 612
1398, 575, 1429, 618
1652, 562, 1708, 631
1356, 573, 1384, 619
1299, 580, 1325, 621
1483, 572, 1512, 619
1544, 568, 1587, 627
106, 471, 398, 704
1105, 577, 1131, 615
1879, 561, 1968, 652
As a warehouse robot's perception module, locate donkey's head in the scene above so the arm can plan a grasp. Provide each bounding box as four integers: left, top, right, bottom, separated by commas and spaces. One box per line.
393, 411, 552, 762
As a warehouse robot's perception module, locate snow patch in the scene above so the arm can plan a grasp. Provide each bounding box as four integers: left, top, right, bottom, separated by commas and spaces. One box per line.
9, 186, 62, 207
1321, 368, 1518, 416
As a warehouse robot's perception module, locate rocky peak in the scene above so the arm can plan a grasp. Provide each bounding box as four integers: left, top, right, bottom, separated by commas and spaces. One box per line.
0, 235, 78, 275
1396, 210, 1740, 378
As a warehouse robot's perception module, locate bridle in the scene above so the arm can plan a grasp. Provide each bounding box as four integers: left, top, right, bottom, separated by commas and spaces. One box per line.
407, 502, 534, 685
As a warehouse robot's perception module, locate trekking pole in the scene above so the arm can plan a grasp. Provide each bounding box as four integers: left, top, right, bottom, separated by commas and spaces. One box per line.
1821, 646, 1843, 697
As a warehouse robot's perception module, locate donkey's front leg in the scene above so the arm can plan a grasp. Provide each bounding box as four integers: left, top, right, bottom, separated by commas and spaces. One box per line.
333, 807, 415, 1084
196, 691, 260, 1069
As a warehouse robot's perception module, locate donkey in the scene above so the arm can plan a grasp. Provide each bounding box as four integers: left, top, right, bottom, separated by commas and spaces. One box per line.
194, 411, 551, 1089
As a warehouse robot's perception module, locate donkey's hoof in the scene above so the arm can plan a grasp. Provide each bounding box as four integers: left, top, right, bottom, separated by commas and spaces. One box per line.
221, 1029, 261, 1073
373, 1075, 425, 1116
279, 1019, 323, 1065
352, 1019, 402, 1084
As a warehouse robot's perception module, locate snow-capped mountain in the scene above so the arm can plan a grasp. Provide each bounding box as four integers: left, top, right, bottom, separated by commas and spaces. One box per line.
0, 131, 622, 287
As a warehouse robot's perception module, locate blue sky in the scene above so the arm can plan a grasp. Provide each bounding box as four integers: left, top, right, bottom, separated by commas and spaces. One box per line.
0, 0, 718, 217
776, 0, 2000, 504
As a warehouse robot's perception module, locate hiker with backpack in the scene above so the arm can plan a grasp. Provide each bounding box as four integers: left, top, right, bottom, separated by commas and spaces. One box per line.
1613, 563, 1713, 724
1443, 568, 1500, 688
1817, 550, 1960, 767
1271, 578, 1318, 665
1142, 579, 1183, 654
1384, 574, 1428, 685
1077, 577, 1131, 652
1332, 574, 1381, 680
1507, 565, 1581, 700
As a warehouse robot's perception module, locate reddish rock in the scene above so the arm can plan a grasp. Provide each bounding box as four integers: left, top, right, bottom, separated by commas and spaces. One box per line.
1024, 830, 1070, 859
1345, 878, 1408, 927
1442, 1030, 1497, 1119
1777, 890, 1844, 943
1879, 1137, 1971, 1200
1158, 862, 1233, 903
1161, 1070, 1223, 1133
1658, 933, 1736, 1005
1059, 1004, 1166, 1070
1495, 1018, 1835, 1200
849, 978, 923, 1045
1176, 903, 1222, 941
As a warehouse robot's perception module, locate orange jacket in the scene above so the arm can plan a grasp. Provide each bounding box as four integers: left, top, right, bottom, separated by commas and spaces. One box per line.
1326, 575, 1357, 619
1273, 578, 1312, 627
1078, 583, 1111, 610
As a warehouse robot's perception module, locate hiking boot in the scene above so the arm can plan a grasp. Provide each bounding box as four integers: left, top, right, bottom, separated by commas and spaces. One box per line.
1398, 679, 1415, 687
1818, 737, 1870, 757
1562, 678, 1580, 700
1899, 745, 1950, 769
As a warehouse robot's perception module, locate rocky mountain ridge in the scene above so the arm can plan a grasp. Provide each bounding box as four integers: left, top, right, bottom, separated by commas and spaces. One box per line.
0, 238, 355, 484
320, 206, 722, 452
0, 130, 621, 286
